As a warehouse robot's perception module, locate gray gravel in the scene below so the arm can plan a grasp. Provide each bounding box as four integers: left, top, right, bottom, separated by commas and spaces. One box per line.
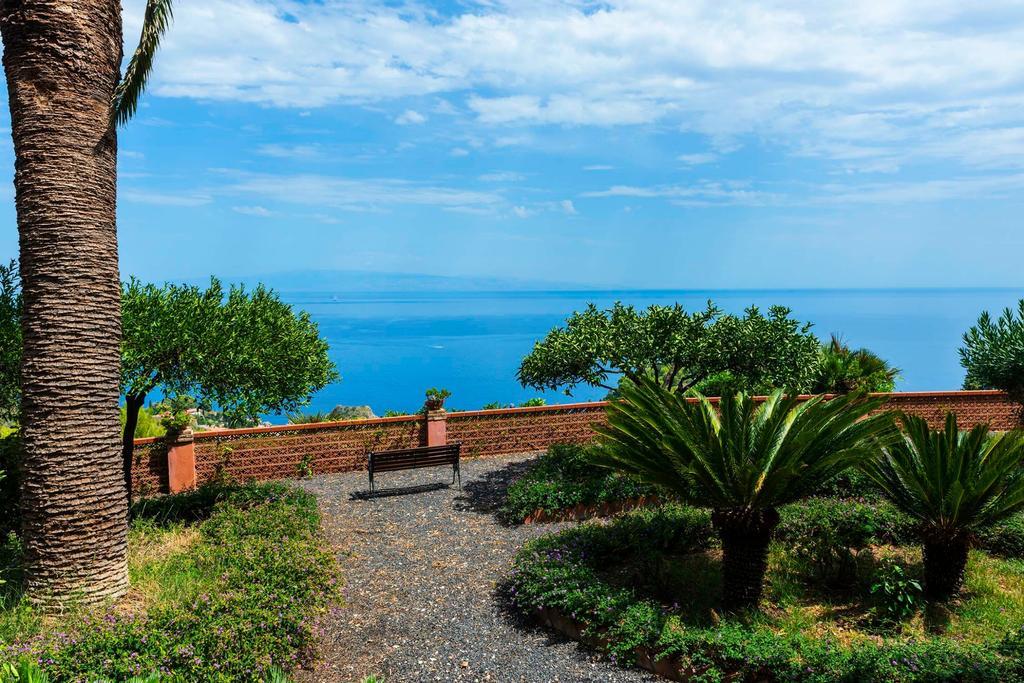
294, 453, 660, 683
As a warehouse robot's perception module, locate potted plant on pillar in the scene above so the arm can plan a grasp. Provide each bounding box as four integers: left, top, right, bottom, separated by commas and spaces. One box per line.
424, 387, 451, 412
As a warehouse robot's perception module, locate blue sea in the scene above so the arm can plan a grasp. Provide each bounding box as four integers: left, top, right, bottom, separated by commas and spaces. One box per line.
278, 289, 1024, 421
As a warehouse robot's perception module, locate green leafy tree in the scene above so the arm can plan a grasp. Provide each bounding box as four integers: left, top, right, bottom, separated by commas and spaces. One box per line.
0, 261, 20, 423
517, 301, 820, 397
961, 301, 1024, 401
119, 405, 165, 439
861, 412, 1024, 601
594, 380, 894, 610
811, 335, 900, 394
120, 278, 338, 498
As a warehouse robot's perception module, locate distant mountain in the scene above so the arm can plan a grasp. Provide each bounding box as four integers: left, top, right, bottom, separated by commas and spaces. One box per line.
217, 269, 587, 293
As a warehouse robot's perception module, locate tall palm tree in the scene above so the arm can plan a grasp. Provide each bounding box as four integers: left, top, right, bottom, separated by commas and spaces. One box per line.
1, 0, 172, 606
862, 412, 1024, 601
594, 380, 895, 610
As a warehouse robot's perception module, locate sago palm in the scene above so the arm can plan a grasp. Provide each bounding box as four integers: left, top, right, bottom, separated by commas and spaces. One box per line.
861, 412, 1024, 601
594, 379, 895, 610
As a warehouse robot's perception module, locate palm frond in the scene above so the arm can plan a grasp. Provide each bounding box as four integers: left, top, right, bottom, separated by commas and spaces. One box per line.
112, 0, 174, 127
861, 411, 1024, 535
594, 379, 896, 510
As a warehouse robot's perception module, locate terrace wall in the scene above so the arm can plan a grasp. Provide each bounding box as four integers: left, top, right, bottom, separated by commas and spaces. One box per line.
132, 390, 1021, 496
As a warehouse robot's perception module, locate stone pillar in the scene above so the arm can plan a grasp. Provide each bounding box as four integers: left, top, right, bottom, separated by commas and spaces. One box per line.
167, 428, 197, 494
425, 409, 447, 447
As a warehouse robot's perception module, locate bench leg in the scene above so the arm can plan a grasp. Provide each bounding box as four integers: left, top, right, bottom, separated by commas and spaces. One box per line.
369, 469, 374, 494
455, 463, 461, 491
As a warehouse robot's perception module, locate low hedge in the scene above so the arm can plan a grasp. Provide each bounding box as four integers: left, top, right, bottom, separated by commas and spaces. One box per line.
2, 481, 339, 682
509, 504, 1024, 682
501, 443, 659, 523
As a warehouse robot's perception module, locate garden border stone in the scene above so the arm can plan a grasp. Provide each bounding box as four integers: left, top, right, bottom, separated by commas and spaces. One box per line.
522, 495, 663, 524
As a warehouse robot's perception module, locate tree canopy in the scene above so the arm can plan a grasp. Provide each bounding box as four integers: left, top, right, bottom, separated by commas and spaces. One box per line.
961, 300, 1024, 400
121, 277, 338, 422
517, 301, 821, 397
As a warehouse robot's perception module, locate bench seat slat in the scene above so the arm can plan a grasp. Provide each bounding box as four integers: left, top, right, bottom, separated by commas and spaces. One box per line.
372, 455, 458, 468
369, 446, 459, 458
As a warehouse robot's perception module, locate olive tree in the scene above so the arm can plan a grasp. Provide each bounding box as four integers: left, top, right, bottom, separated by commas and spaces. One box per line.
961, 300, 1024, 401
120, 278, 338, 498
517, 301, 820, 397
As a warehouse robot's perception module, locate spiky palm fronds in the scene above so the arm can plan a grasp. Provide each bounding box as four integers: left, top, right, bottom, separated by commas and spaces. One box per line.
593, 379, 895, 511
863, 412, 1024, 534
112, 0, 174, 127
862, 411, 1024, 600
812, 334, 900, 394
593, 380, 896, 609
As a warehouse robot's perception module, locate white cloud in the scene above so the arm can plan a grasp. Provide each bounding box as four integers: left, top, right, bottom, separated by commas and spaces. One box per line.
449, 147, 470, 157
233, 205, 272, 217
222, 171, 504, 212
256, 143, 321, 159
479, 171, 526, 182
512, 205, 532, 218
395, 109, 427, 125
121, 189, 212, 206
582, 172, 1024, 207
124, 0, 1024, 170
583, 165, 614, 171
560, 199, 578, 215
582, 179, 783, 206
678, 153, 718, 165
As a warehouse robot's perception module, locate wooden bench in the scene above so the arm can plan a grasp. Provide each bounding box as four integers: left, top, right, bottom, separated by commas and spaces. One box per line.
367, 443, 461, 494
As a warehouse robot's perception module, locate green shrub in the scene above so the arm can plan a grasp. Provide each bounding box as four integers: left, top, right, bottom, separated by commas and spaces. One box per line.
518, 398, 546, 407
814, 467, 883, 499
501, 443, 660, 522
4, 482, 338, 682
777, 497, 914, 586
509, 504, 1024, 682
870, 561, 924, 625
978, 514, 1024, 559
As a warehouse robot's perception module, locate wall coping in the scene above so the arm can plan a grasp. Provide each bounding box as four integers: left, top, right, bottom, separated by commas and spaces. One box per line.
132, 389, 1012, 446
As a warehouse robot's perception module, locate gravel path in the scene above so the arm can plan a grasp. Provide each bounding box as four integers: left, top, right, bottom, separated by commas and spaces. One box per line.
295, 453, 659, 683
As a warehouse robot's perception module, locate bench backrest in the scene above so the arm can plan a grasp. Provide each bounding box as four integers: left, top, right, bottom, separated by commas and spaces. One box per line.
368, 443, 461, 473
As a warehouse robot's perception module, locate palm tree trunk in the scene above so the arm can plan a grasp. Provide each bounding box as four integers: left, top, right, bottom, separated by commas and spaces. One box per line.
713, 507, 780, 611
923, 534, 971, 602
1, 0, 127, 607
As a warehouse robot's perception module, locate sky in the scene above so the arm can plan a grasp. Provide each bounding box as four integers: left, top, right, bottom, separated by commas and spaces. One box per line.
2, 0, 1024, 289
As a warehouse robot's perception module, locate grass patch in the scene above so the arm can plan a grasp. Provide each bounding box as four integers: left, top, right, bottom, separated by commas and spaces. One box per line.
0, 481, 340, 682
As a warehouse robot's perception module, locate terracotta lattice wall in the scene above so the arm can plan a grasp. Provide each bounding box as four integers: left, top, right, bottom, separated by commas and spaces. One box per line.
446, 403, 609, 457
191, 416, 423, 483
132, 390, 1021, 495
